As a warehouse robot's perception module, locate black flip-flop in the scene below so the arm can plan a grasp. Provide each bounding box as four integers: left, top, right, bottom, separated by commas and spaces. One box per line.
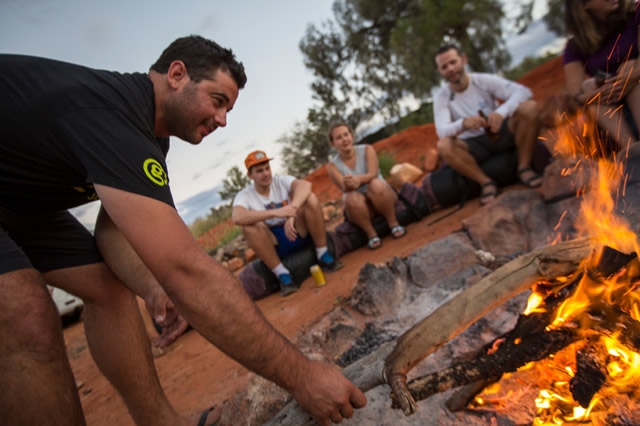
198, 406, 220, 426
517, 167, 542, 188
480, 181, 498, 206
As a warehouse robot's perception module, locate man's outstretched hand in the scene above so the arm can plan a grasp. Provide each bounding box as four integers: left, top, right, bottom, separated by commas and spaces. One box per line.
291, 360, 367, 425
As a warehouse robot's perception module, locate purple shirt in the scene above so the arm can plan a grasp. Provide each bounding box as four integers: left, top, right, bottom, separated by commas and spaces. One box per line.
563, 2, 640, 76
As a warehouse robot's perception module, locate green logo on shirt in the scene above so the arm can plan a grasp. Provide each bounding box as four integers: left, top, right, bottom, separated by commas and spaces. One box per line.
143, 158, 168, 186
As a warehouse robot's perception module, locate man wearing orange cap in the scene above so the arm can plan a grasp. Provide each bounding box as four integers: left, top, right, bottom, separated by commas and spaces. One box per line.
232, 150, 343, 296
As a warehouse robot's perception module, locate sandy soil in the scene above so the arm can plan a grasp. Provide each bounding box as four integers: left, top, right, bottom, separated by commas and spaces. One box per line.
63, 56, 566, 425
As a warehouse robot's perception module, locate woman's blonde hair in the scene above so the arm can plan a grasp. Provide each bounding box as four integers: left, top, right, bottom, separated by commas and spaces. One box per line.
565, 0, 636, 55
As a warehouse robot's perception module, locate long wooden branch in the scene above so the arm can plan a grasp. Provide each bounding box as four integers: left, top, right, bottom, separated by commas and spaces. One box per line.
384, 237, 593, 415
265, 238, 592, 425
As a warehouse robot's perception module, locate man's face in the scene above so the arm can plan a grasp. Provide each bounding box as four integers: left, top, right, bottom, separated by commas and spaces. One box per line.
164, 68, 239, 145
435, 48, 467, 85
248, 162, 272, 187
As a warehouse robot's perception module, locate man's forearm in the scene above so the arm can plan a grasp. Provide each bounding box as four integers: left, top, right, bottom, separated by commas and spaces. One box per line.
165, 253, 309, 393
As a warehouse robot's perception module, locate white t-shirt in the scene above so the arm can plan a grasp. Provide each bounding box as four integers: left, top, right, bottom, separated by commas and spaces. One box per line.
433, 72, 532, 140
233, 175, 296, 227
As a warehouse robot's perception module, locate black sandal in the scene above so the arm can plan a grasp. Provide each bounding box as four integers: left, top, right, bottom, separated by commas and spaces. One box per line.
480, 181, 498, 206
517, 167, 542, 188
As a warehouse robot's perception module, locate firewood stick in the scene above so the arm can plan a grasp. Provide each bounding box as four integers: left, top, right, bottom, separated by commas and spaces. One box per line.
384, 237, 593, 415
390, 329, 578, 408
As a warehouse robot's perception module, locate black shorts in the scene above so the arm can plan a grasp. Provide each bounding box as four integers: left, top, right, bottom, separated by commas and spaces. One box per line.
463, 120, 515, 163
0, 205, 102, 274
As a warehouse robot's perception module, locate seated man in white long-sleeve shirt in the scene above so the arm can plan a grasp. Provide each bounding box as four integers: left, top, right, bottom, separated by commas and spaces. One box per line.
433, 44, 541, 205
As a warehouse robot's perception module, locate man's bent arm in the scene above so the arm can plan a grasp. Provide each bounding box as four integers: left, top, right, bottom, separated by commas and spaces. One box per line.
94, 206, 188, 347
232, 205, 291, 226
96, 186, 308, 388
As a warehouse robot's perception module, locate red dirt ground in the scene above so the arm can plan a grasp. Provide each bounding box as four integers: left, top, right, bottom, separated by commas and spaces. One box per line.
63, 56, 566, 425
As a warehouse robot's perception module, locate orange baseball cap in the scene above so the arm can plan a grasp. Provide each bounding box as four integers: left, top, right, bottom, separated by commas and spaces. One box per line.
244, 150, 273, 170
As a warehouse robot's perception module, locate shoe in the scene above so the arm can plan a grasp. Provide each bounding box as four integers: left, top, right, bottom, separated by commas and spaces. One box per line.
318, 251, 344, 272
278, 273, 297, 297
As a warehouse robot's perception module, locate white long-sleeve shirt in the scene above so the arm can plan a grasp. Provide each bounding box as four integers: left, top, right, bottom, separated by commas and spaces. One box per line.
433, 72, 532, 140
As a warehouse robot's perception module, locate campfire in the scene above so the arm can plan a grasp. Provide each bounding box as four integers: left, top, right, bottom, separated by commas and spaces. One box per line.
385, 112, 640, 425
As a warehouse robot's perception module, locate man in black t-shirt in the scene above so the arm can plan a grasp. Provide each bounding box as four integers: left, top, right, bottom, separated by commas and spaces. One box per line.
0, 36, 366, 425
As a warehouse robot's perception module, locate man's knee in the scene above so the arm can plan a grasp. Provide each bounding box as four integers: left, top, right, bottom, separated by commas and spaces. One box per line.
0, 270, 64, 355
436, 137, 457, 158
242, 222, 275, 247
515, 100, 540, 124
300, 193, 321, 213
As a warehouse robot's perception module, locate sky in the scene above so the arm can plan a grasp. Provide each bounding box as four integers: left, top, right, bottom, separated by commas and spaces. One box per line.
0, 0, 336, 226
0, 0, 562, 228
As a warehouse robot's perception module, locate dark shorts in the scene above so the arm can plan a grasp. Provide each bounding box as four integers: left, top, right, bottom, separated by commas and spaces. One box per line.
270, 225, 312, 259
0, 205, 102, 275
463, 120, 515, 163
624, 103, 640, 140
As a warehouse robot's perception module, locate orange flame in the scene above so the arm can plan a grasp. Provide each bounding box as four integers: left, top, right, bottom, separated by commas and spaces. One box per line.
513, 106, 640, 423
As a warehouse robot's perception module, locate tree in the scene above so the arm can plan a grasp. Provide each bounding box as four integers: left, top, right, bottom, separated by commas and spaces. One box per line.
280, 0, 560, 176
218, 165, 250, 203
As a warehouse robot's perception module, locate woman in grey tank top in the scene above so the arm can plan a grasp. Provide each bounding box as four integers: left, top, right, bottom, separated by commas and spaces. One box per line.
326, 121, 407, 249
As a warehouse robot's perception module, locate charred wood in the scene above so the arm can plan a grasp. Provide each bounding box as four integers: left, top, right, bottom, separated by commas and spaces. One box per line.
390, 329, 577, 408
570, 339, 608, 408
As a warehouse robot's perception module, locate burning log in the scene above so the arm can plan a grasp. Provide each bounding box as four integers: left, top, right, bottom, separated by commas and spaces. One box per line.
390, 329, 578, 409
570, 338, 608, 408
383, 237, 593, 416
389, 247, 639, 412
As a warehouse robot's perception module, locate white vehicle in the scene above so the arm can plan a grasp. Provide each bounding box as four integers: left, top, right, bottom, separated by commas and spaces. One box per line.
48, 286, 84, 321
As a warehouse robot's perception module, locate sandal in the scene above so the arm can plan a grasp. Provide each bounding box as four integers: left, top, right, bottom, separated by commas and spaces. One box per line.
390, 225, 406, 239
198, 406, 221, 426
367, 236, 382, 250
517, 167, 542, 188
480, 181, 498, 206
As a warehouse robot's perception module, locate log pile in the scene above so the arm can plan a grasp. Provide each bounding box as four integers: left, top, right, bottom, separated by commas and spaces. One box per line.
390, 245, 640, 423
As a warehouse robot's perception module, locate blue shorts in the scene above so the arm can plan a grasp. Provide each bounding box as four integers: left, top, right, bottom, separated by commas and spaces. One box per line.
270, 225, 312, 259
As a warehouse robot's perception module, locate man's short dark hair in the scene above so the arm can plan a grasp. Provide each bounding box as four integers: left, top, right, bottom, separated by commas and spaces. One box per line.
434, 44, 462, 62
150, 35, 247, 89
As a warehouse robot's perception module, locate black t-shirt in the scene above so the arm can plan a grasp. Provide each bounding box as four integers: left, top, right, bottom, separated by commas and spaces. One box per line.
0, 54, 174, 213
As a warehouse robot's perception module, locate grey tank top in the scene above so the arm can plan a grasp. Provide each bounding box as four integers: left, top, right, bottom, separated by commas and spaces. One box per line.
330, 144, 382, 193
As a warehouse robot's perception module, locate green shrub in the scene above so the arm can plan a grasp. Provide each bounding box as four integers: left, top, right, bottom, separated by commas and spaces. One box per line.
188, 204, 232, 238
378, 151, 396, 179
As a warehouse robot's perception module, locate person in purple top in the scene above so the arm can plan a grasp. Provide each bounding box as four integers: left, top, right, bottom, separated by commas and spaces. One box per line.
563, 0, 640, 152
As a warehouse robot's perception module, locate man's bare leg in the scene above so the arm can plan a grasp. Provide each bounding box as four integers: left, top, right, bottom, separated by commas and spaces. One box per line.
242, 222, 280, 269
0, 268, 85, 425
510, 100, 543, 187
45, 263, 191, 426
295, 193, 327, 248
365, 178, 400, 229
437, 137, 491, 185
